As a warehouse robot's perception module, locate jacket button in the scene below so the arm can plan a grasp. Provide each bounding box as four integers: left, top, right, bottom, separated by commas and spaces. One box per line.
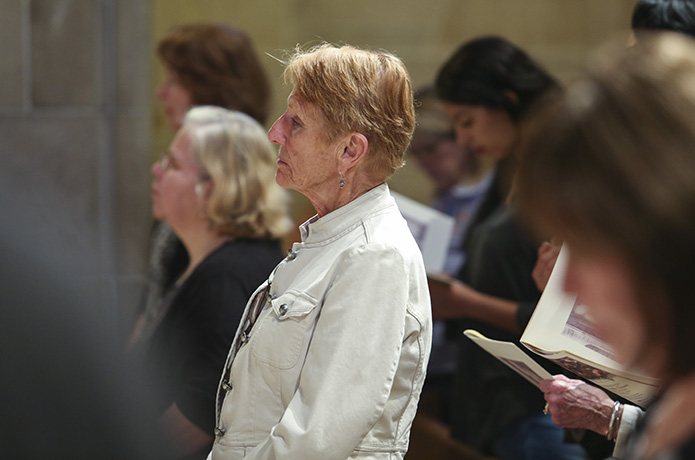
266, 292, 277, 302
222, 380, 233, 391
287, 249, 297, 260
279, 304, 289, 316
240, 332, 249, 344
214, 427, 226, 437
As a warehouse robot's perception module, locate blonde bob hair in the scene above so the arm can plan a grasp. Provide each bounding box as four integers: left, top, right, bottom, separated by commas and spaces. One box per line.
282, 43, 416, 180
184, 106, 292, 239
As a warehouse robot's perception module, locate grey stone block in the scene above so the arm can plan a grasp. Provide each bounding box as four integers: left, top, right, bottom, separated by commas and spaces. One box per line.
0, 116, 101, 274
31, 0, 100, 107
113, 113, 152, 276
116, 0, 152, 108
0, 0, 24, 107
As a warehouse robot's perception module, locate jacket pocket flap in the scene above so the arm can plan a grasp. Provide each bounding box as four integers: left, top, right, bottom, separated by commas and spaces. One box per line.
270, 292, 318, 320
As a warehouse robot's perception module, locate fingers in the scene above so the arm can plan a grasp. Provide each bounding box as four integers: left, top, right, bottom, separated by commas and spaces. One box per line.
540, 374, 567, 392
540, 374, 573, 393
532, 241, 561, 291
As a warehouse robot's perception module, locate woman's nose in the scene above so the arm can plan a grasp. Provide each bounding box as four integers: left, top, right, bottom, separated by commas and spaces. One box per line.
152, 161, 163, 178
268, 117, 285, 145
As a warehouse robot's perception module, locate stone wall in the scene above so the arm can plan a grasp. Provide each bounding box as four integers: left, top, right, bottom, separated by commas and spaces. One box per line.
0, 0, 152, 334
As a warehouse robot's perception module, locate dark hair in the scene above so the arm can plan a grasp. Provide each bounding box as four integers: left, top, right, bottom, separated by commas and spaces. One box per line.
157, 23, 272, 125
632, 0, 695, 37
435, 36, 558, 121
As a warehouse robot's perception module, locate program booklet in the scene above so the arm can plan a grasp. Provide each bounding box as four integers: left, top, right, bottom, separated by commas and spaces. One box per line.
466, 245, 660, 408
391, 192, 454, 274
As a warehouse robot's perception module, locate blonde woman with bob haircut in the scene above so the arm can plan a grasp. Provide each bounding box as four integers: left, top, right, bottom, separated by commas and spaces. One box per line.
209, 44, 432, 460
518, 33, 695, 459
134, 107, 290, 459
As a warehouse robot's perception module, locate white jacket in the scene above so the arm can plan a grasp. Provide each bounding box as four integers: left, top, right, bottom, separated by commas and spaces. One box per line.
209, 184, 432, 460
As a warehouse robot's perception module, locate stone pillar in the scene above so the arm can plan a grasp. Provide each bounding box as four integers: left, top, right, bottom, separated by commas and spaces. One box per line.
0, 0, 152, 337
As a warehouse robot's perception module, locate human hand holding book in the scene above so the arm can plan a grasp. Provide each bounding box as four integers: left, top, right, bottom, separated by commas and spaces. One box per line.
465, 245, 659, 407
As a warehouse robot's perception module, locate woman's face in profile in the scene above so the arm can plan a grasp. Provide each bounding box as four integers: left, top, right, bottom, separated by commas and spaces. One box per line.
443, 102, 518, 162
268, 93, 342, 196
151, 129, 206, 230
157, 70, 193, 132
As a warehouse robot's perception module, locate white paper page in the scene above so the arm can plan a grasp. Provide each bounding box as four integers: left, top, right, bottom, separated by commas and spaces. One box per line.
464, 329, 553, 388
392, 192, 455, 274
522, 245, 626, 371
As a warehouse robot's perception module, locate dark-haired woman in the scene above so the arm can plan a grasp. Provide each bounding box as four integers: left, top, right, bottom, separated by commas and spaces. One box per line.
429, 36, 587, 460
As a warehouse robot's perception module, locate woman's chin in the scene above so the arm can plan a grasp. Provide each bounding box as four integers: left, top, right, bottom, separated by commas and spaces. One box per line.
275, 171, 292, 189
151, 207, 164, 221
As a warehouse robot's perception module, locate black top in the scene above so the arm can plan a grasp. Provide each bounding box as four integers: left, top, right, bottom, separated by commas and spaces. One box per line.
450, 204, 548, 453
139, 238, 282, 458
448, 160, 554, 453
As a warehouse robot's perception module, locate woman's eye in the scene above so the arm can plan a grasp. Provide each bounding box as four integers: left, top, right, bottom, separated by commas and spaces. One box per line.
291, 117, 302, 128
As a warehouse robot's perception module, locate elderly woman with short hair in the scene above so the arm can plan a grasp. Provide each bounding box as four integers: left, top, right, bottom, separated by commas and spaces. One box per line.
209, 44, 432, 460
135, 107, 290, 459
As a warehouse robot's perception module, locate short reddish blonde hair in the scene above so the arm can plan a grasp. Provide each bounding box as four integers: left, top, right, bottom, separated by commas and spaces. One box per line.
283, 44, 415, 180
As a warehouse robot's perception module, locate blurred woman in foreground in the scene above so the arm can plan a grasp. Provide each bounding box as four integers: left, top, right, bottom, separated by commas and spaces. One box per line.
518, 32, 695, 460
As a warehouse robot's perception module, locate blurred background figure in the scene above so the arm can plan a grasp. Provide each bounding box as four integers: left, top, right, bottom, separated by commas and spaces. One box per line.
631, 0, 695, 37
428, 36, 590, 460
518, 31, 695, 460
130, 107, 290, 459
140, 22, 273, 341
410, 85, 494, 278
406, 85, 495, 459
0, 181, 165, 459
408, 84, 493, 422
156, 22, 271, 130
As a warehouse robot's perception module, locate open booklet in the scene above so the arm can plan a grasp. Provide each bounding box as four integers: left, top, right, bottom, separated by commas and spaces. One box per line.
465, 245, 660, 408
391, 191, 454, 274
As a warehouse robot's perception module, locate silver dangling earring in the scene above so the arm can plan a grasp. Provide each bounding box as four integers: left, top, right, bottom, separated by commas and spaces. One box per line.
339, 172, 345, 189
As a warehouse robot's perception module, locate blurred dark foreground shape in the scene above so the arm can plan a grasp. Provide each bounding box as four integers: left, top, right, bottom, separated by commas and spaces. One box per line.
0, 187, 166, 459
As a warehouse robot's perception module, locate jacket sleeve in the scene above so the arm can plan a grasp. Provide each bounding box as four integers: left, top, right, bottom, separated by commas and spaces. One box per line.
612, 404, 645, 459
244, 244, 415, 460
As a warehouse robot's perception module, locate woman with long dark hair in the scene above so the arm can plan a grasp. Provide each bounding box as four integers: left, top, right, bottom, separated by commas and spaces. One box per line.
429, 36, 586, 459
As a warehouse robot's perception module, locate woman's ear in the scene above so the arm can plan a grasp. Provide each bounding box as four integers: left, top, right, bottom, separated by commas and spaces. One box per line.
195, 179, 213, 200
340, 133, 369, 172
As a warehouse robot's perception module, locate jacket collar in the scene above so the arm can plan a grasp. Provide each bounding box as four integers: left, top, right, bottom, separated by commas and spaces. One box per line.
299, 183, 392, 245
